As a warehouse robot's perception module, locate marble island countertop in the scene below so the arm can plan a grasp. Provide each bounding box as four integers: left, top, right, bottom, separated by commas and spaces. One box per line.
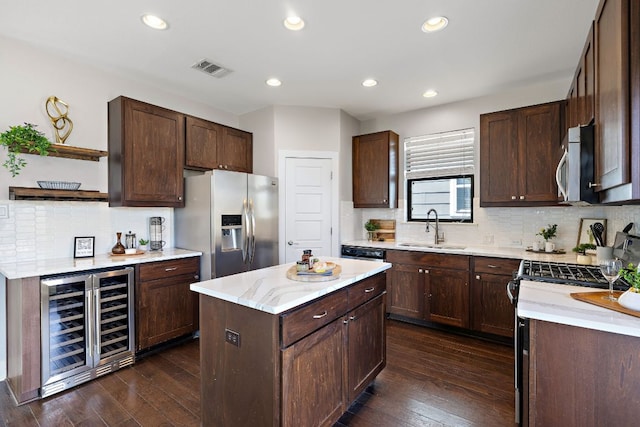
190, 257, 392, 314
518, 280, 640, 338
343, 239, 580, 263
0, 248, 202, 279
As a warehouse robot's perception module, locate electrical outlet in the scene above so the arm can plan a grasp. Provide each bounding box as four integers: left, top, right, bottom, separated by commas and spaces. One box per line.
512, 239, 522, 246
0, 204, 8, 219
225, 328, 240, 347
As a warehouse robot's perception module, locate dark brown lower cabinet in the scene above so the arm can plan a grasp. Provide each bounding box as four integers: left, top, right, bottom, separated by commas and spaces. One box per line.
199, 273, 386, 427
529, 320, 640, 426
471, 257, 520, 338
135, 257, 200, 351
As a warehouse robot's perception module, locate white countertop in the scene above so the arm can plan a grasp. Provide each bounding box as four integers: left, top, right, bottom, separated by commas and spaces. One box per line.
0, 248, 202, 279
342, 239, 579, 263
518, 280, 640, 338
190, 257, 392, 314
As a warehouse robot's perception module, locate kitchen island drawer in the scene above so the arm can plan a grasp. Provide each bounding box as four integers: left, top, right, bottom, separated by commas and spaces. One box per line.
280, 289, 348, 348
473, 257, 520, 275
137, 257, 199, 281
348, 272, 386, 310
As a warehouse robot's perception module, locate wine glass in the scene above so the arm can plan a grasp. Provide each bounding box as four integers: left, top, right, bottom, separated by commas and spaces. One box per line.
599, 259, 623, 301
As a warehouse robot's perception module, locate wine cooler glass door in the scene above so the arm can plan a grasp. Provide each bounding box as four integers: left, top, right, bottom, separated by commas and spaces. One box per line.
93, 268, 134, 366
41, 273, 93, 388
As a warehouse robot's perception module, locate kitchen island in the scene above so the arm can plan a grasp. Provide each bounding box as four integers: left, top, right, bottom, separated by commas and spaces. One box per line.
518, 282, 640, 426
190, 257, 391, 427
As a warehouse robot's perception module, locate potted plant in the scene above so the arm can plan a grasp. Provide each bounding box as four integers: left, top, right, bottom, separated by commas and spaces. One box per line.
537, 224, 558, 252
618, 264, 640, 311
138, 238, 149, 252
0, 122, 53, 176
364, 220, 379, 241
572, 243, 596, 265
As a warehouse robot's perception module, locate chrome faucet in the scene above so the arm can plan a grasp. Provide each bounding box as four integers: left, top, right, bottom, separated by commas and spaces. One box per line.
425, 209, 443, 245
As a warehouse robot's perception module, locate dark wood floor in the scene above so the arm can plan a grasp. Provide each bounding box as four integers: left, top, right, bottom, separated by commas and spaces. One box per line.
0, 320, 514, 426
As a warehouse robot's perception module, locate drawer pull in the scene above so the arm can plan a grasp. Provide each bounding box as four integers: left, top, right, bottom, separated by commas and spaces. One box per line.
165, 267, 178, 272
487, 264, 498, 268
364, 287, 375, 293
349, 315, 357, 321
312, 311, 328, 319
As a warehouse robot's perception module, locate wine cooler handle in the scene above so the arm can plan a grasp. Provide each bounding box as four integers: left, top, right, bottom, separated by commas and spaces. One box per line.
86, 290, 93, 360
94, 289, 101, 360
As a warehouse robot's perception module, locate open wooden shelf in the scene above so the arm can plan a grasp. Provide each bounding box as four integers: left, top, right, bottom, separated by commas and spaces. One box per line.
20, 144, 108, 162
9, 186, 108, 202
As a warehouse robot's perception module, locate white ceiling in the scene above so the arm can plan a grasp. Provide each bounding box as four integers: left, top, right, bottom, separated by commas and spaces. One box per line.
0, 0, 600, 121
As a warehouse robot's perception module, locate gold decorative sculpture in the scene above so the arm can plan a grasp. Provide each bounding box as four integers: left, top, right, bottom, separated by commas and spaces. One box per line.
45, 96, 73, 144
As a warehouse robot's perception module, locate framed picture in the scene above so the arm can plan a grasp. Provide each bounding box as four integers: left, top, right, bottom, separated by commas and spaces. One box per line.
576, 218, 607, 247
74, 236, 95, 258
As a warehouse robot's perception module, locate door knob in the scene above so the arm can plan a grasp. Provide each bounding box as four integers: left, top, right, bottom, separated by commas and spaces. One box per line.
288, 240, 294, 245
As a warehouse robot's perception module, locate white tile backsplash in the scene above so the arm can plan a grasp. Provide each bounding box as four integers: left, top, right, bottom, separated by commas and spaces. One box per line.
345, 198, 640, 251
0, 200, 173, 263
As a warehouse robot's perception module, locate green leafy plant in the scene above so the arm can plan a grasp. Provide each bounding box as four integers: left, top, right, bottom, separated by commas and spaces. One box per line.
139, 238, 149, 246
537, 224, 558, 241
0, 122, 53, 177
364, 220, 379, 232
572, 243, 596, 255
620, 263, 640, 292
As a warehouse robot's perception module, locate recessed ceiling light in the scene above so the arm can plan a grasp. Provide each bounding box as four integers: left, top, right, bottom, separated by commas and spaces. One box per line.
266, 78, 282, 87
362, 79, 378, 87
421, 16, 448, 33
141, 14, 168, 30
284, 16, 305, 31
423, 89, 438, 98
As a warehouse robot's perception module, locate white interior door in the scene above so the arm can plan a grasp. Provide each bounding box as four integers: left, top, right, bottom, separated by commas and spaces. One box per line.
284, 157, 333, 262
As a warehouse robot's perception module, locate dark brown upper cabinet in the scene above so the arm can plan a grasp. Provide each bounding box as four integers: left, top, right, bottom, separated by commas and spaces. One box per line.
352, 130, 399, 208
108, 96, 185, 207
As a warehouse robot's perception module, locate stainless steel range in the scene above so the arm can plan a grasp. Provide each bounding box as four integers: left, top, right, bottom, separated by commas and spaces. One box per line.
508, 259, 630, 425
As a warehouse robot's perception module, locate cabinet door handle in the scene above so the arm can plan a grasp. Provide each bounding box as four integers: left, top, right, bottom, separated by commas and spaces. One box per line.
364, 287, 375, 293
313, 311, 328, 319
476, 275, 481, 280
511, 195, 516, 200
418, 269, 423, 273
165, 267, 178, 272
589, 182, 601, 188
519, 195, 525, 200
194, 275, 200, 280
425, 269, 429, 274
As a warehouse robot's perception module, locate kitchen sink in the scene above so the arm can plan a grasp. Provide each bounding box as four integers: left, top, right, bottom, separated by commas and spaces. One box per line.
397, 243, 466, 250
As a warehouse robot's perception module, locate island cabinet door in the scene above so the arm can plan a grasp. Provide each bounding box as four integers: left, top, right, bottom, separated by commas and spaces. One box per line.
281, 318, 346, 427
346, 292, 386, 402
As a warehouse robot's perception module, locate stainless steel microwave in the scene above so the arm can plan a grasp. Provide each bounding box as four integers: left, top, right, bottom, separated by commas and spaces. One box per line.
555, 123, 598, 205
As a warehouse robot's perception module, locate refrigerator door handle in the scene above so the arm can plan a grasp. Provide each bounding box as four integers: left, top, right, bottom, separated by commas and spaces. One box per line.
249, 198, 256, 264
242, 199, 249, 263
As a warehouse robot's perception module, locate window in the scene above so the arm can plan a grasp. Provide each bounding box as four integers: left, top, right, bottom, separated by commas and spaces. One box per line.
405, 128, 474, 222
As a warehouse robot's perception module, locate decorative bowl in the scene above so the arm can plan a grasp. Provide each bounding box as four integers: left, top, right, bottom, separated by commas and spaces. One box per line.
37, 181, 81, 190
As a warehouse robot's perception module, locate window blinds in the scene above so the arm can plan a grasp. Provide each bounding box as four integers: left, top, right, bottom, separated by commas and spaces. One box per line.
404, 128, 475, 179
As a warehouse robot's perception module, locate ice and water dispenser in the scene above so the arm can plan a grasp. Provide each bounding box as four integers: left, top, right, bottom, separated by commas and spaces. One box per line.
221, 215, 242, 251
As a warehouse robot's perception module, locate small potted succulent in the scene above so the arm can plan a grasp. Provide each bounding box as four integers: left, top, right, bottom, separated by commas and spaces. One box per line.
618, 264, 640, 311
572, 243, 596, 265
138, 238, 149, 252
0, 122, 53, 177
537, 224, 558, 252
364, 220, 379, 241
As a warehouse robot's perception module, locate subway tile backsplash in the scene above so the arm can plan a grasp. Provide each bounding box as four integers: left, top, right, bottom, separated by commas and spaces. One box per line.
345, 198, 640, 251
0, 201, 173, 263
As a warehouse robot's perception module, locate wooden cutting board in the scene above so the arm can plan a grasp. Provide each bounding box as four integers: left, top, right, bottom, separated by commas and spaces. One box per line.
570, 291, 640, 318
286, 265, 342, 282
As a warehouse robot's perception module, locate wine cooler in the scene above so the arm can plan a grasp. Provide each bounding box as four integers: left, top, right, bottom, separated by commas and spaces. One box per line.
40, 267, 135, 397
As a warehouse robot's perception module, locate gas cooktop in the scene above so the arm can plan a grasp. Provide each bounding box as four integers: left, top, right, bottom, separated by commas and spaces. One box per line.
518, 260, 630, 291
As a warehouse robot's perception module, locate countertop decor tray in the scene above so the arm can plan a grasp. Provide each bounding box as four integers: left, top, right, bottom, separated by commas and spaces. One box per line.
109, 250, 146, 257
526, 248, 566, 254
570, 291, 640, 318
286, 265, 342, 282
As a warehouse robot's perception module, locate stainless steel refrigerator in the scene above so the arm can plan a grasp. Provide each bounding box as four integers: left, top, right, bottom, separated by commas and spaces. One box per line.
175, 170, 279, 280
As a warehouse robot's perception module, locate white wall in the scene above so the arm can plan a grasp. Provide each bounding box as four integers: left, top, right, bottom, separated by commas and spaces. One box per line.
240, 106, 276, 177
0, 35, 239, 199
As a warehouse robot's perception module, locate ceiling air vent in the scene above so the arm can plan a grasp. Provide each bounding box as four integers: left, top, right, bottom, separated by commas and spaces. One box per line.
191, 59, 232, 78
